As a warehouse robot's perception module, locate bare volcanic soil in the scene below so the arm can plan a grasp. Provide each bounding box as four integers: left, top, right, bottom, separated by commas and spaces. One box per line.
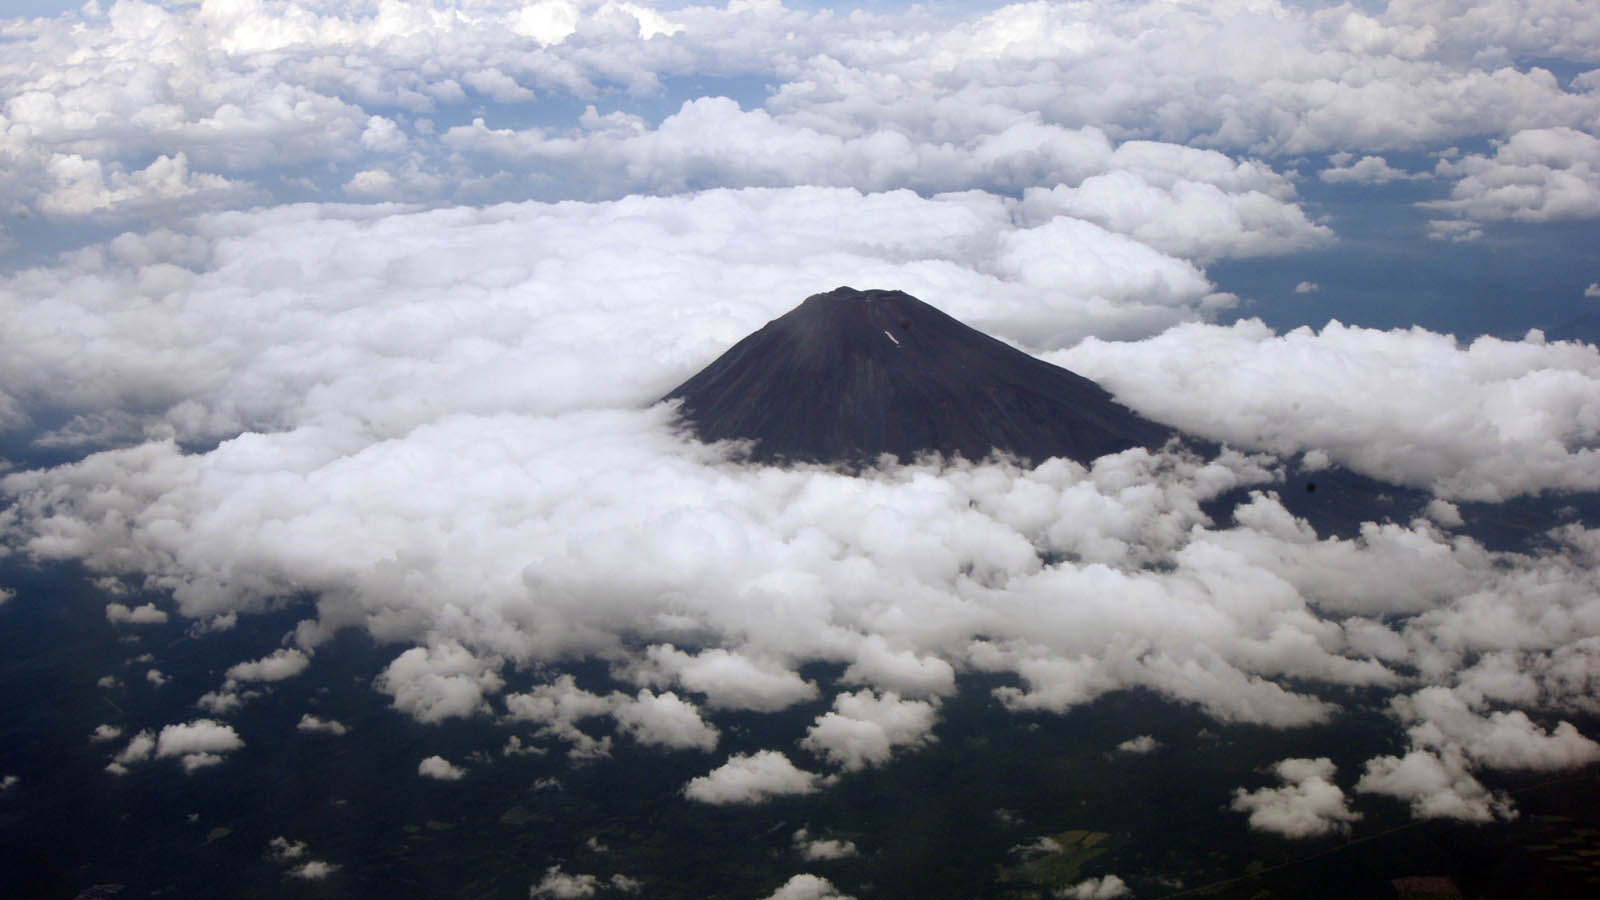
664, 286, 1177, 466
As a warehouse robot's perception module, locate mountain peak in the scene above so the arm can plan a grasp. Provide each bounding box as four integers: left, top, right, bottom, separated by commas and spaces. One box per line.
664, 287, 1175, 466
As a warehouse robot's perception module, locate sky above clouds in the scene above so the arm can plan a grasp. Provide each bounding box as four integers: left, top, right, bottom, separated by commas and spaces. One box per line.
2, 2, 1600, 888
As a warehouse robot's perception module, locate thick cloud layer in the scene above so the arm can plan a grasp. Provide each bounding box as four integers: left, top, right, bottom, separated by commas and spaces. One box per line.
0, 0, 1594, 233
1, 2, 1597, 848
0, 188, 1239, 455
10, 357, 1599, 819
1060, 320, 1600, 501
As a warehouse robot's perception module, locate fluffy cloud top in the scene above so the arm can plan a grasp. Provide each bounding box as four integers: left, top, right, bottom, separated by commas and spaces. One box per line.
296, 714, 348, 736
37, 152, 245, 220
683, 752, 825, 805
225, 648, 310, 683
105, 602, 168, 625
504, 675, 617, 759
1356, 748, 1514, 822
800, 690, 940, 772
14, 345, 1600, 818
1115, 735, 1160, 755
1230, 757, 1362, 838
1355, 685, 1600, 822
0, 0, 1590, 232
1061, 319, 1600, 501
529, 866, 598, 899
376, 642, 504, 724
632, 646, 820, 713
1058, 875, 1131, 900
448, 105, 1329, 262
418, 755, 466, 781
760, 874, 855, 900
502, 675, 719, 756
1426, 128, 1600, 225
289, 860, 340, 880
90, 723, 123, 743
101, 719, 245, 774
1320, 154, 1429, 185
0, 188, 1241, 463
154, 719, 243, 758
1015, 169, 1331, 263
611, 690, 720, 752
1395, 687, 1600, 772
2, 0, 1599, 844
794, 828, 859, 861
106, 729, 155, 775
268, 837, 307, 861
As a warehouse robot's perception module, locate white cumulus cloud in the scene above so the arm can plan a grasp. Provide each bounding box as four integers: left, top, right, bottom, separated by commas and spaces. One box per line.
760, 874, 855, 900
296, 714, 348, 736
1231, 757, 1362, 838
794, 828, 859, 861
105, 602, 168, 625
1426, 128, 1600, 226
1060, 319, 1600, 501
529, 865, 597, 899
683, 751, 825, 805
376, 642, 504, 724
225, 648, 310, 683
1320, 154, 1429, 185
1115, 735, 1160, 755
0, 0, 1598, 856
1058, 875, 1131, 899
418, 755, 466, 781
612, 690, 720, 752
801, 690, 940, 772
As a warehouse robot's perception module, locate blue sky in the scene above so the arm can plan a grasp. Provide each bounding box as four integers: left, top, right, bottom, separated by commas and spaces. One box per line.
2, 3, 1600, 882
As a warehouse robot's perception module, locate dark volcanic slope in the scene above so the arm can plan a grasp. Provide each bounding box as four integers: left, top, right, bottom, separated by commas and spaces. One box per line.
664, 286, 1177, 466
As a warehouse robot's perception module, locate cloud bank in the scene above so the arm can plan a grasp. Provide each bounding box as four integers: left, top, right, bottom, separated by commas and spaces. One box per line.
0, 0, 1594, 237
0, 2, 1596, 854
